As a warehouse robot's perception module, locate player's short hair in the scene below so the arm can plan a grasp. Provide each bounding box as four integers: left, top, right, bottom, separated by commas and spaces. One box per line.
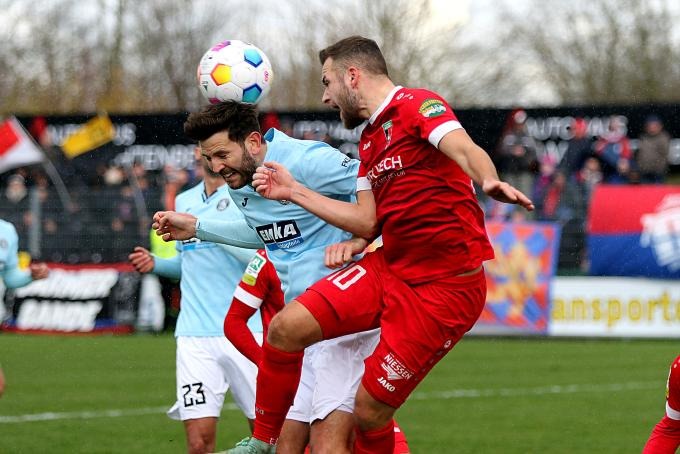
184, 101, 261, 144
319, 36, 388, 77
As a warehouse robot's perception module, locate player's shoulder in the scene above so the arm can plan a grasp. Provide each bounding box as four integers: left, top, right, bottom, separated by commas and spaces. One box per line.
0, 219, 18, 237
175, 181, 204, 209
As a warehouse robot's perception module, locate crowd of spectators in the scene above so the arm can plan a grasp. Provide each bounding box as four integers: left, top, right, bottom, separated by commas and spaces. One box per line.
489, 110, 673, 269
0, 112, 674, 269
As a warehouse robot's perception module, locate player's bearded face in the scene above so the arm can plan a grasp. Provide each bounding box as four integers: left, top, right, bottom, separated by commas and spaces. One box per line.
220, 145, 258, 189
336, 82, 363, 129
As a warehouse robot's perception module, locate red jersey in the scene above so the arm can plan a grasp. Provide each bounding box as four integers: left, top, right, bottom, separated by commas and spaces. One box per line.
233, 249, 285, 333
357, 86, 493, 284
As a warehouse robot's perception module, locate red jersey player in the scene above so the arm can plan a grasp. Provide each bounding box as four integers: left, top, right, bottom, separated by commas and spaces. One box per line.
643, 355, 680, 453
224, 249, 410, 453
228, 36, 533, 454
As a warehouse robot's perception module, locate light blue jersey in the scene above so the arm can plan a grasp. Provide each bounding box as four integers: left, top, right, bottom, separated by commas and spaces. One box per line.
154, 182, 262, 336
0, 219, 32, 289
198, 128, 358, 303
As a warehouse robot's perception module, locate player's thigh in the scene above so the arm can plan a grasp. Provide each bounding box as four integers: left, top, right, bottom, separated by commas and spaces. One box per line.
310, 331, 380, 420
309, 410, 354, 454
296, 251, 387, 340
277, 419, 310, 454
215, 334, 260, 419
363, 270, 487, 408
172, 337, 228, 421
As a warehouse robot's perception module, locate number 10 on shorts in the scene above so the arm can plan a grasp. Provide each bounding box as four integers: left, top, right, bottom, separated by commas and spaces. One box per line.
326, 263, 366, 290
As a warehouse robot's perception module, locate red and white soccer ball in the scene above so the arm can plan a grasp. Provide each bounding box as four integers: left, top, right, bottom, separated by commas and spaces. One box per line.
197, 40, 273, 105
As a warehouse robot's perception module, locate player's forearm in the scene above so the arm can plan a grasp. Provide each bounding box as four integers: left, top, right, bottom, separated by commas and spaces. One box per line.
439, 130, 500, 187
151, 255, 182, 280
224, 303, 262, 365
2, 267, 32, 289
196, 218, 264, 249
288, 184, 378, 240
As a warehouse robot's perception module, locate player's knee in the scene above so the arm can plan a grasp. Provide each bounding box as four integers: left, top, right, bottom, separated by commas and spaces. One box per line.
354, 388, 394, 431
267, 302, 321, 352
186, 436, 208, 454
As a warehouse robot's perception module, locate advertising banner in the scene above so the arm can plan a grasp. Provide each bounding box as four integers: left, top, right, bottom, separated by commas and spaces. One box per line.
1, 263, 141, 334
549, 276, 680, 338
588, 184, 680, 278
472, 222, 561, 335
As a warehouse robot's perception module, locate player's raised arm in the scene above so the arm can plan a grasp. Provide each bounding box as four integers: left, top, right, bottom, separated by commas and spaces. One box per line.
253, 161, 378, 240
437, 129, 535, 211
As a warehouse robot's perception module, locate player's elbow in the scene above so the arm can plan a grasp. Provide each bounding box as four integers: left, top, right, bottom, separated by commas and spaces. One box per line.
357, 217, 378, 241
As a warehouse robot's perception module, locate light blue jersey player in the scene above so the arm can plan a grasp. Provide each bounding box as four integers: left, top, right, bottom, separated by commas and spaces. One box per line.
0, 219, 49, 289
198, 128, 356, 303
154, 102, 380, 453
130, 148, 262, 454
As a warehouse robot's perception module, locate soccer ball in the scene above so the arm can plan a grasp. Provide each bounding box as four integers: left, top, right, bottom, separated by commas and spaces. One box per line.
197, 40, 273, 105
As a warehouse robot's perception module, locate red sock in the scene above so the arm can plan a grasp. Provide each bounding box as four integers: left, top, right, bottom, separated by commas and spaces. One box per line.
643, 416, 680, 454
252, 342, 304, 445
354, 420, 395, 454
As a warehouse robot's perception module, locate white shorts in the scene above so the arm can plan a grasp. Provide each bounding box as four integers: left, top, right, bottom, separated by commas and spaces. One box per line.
287, 328, 380, 423
167, 335, 261, 421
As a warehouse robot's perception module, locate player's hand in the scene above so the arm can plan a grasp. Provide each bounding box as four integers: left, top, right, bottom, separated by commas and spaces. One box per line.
325, 237, 369, 269
152, 211, 197, 241
253, 161, 297, 201
128, 246, 154, 273
482, 179, 535, 211
29, 262, 49, 280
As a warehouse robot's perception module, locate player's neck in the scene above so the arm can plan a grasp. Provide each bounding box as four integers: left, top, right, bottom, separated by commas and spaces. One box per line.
203, 175, 225, 196
363, 78, 396, 118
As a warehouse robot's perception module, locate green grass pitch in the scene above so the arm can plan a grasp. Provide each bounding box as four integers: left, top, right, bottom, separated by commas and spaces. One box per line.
0, 333, 675, 453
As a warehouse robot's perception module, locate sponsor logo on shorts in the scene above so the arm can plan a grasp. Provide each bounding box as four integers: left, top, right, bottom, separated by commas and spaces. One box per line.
378, 376, 396, 392
256, 220, 304, 250
381, 352, 413, 381
419, 98, 446, 118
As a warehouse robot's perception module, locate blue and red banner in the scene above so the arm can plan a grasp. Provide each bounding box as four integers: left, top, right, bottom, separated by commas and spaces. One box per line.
474, 222, 561, 335
587, 185, 680, 278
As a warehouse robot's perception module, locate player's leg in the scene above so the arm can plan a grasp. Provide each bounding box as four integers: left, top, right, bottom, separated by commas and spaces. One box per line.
308, 329, 382, 453
184, 417, 218, 454
277, 419, 310, 454
309, 410, 354, 453
354, 268, 487, 453
230, 253, 386, 453
168, 337, 232, 454
643, 355, 680, 453
277, 350, 314, 454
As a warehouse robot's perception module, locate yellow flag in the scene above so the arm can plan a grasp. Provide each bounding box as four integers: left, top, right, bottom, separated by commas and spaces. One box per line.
61, 115, 116, 158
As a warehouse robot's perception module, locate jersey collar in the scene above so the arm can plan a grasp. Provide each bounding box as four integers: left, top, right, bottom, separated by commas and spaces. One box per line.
368, 85, 402, 125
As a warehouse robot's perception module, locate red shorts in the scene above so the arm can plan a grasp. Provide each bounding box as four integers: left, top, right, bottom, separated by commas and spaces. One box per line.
296, 248, 487, 408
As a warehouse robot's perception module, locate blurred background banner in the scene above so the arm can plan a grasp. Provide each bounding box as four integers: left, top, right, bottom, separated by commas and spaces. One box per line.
549, 276, 680, 337
0, 263, 141, 334
587, 184, 680, 278
473, 222, 561, 335
0, 117, 44, 174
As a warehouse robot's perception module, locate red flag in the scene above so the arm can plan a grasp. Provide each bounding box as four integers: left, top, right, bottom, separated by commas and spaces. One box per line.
0, 117, 44, 174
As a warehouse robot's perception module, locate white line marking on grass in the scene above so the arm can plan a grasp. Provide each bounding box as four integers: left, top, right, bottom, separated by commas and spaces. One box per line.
0, 403, 240, 424
410, 381, 660, 400
0, 382, 659, 424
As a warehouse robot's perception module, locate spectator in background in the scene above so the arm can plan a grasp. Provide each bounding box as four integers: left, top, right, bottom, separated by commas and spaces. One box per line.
578, 156, 603, 203
637, 115, 671, 184
497, 109, 538, 207
536, 171, 585, 224
558, 118, 593, 181
594, 115, 633, 184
